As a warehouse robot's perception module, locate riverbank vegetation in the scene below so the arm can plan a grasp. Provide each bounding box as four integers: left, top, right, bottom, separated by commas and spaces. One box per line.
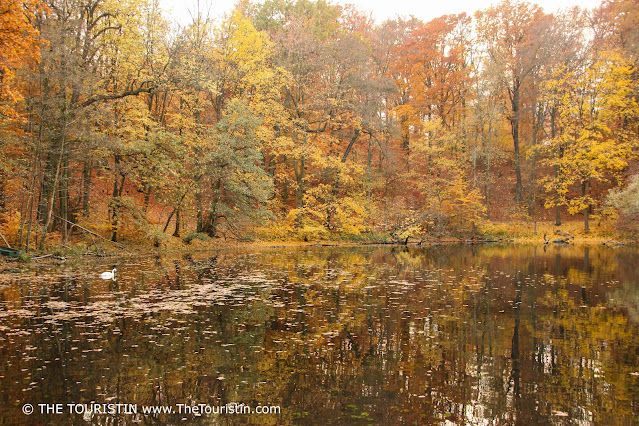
1, 0, 638, 252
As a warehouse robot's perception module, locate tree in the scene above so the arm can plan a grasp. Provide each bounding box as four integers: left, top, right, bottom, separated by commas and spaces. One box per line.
541, 50, 637, 233
15, 0, 166, 248
607, 173, 639, 233
535, 8, 589, 226
393, 14, 471, 131
594, 0, 639, 64
476, 0, 551, 202
463, 56, 504, 219
0, 0, 44, 217
253, 1, 377, 237
202, 99, 274, 237
0, 0, 43, 120
406, 118, 485, 236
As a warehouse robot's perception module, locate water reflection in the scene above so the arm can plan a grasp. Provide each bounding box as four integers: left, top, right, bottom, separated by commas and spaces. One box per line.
0, 244, 638, 424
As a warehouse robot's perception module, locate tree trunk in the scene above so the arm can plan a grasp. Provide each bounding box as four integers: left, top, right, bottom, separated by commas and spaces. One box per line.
268, 156, 276, 178
173, 207, 181, 237
196, 180, 203, 232
484, 123, 492, 219
551, 108, 561, 226
24, 100, 45, 251
472, 128, 478, 189
582, 180, 589, 234
528, 102, 543, 230
341, 128, 360, 163
110, 155, 123, 242
143, 185, 152, 214
61, 148, 69, 244
81, 160, 92, 216
292, 156, 305, 209
400, 115, 410, 152
510, 80, 523, 202
282, 178, 289, 215
366, 135, 373, 227
209, 178, 222, 236
39, 137, 65, 250
38, 151, 59, 223
0, 171, 6, 215
163, 208, 176, 233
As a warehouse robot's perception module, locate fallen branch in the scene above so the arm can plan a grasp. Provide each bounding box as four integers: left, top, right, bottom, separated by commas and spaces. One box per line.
602, 239, 625, 246
53, 215, 124, 249
554, 230, 575, 240
32, 254, 53, 261
0, 232, 10, 248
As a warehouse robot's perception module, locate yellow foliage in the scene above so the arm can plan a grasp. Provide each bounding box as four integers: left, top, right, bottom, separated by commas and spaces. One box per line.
0, 210, 21, 246
336, 196, 367, 236
76, 214, 112, 240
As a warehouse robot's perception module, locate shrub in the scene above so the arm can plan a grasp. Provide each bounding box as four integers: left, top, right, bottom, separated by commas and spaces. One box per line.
607, 174, 639, 234
182, 232, 212, 244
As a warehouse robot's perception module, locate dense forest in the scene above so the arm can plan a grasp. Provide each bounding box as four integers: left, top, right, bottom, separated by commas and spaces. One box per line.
0, 0, 638, 249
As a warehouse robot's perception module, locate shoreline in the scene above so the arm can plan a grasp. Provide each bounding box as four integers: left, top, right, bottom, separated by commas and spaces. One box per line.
2, 235, 635, 266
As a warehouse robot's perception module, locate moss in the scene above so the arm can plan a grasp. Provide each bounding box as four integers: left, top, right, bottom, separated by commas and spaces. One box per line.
182, 232, 212, 244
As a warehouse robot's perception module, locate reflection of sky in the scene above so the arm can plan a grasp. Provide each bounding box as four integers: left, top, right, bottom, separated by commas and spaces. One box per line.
159, 0, 605, 27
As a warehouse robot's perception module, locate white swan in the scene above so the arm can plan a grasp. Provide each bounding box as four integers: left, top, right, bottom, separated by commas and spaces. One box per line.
99, 268, 116, 280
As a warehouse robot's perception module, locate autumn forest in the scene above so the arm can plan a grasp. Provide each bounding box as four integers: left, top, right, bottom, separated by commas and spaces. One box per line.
1, 0, 638, 250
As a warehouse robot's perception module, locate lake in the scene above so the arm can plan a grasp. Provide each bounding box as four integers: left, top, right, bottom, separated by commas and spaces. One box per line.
1, 244, 638, 424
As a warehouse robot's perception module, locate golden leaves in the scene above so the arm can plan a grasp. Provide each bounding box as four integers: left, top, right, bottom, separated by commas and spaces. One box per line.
0, 0, 45, 118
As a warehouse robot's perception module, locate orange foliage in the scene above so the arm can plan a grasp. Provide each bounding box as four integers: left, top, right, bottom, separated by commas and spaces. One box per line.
0, 0, 45, 119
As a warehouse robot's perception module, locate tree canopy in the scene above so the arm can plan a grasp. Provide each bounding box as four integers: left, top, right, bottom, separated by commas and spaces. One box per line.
1, 0, 638, 249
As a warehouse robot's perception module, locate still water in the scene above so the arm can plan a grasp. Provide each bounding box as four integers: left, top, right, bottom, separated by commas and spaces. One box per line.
0, 244, 638, 425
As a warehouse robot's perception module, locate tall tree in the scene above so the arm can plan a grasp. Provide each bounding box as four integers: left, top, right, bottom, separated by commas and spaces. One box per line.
476, 0, 550, 202
26, 0, 163, 247
541, 50, 637, 232
538, 8, 589, 225
0, 0, 43, 120
0, 0, 44, 216
394, 14, 471, 130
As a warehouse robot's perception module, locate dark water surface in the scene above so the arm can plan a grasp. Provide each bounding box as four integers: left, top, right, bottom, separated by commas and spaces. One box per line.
1, 244, 638, 425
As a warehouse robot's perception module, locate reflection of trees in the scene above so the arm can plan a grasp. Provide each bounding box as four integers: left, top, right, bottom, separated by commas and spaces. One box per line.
0, 245, 637, 423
